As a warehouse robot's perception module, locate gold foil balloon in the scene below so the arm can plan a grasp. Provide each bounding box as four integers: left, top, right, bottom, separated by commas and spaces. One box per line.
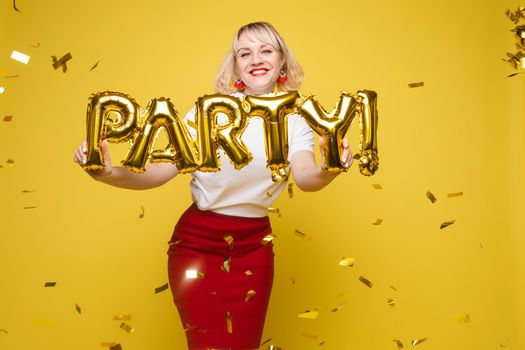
84, 91, 138, 170
122, 98, 199, 173
295, 91, 360, 173
355, 90, 379, 176
244, 91, 299, 182
195, 94, 252, 171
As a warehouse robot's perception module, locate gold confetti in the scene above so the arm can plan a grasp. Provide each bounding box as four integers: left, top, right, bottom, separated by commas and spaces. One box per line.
75, 304, 81, 314
506, 6, 525, 24
265, 191, 273, 198
294, 229, 312, 240
29, 42, 40, 48
261, 234, 274, 246
288, 183, 294, 198
112, 315, 132, 321
0, 86, 5, 94
0, 329, 8, 334
387, 298, 396, 308
90, 60, 100, 71
226, 311, 233, 333
44, 282, 56, 287
480, 243, 484, 249
109, 344, 123, 350
330, 302, 346, 312
301, 332, 318, 339
392, 339, 404, 349
51, 52, 72, 73
222, 256, 231, 272
245, 290, 256, 302
120, 322, 134, 333
411, 338, 428, 346
22, 189, 35, 193
372, 218, 383, 225
10, 50, 30, 64
440, 220, 455, 229
260, 338, 272, 346
7, 159, 15, 166
319, 340, 326, 346
408, 81, 424, 88
290, 273, 297, 285
268, 346, 282, 350
3, 115, 13, 122
2, 75, 19, 78
338, 257, 355, 267
244, 270, 253, 276
426, 191, 437, 203
168, 239, 182, 246
13, 0, 21, 12
453, 313, 471, 323
390, 285, 398, 291
223, 233, 234, 249
268, 207, 281, 217
100, 342, 117, 347
447, 192, 464, 198
185, 269, 204, 279
499, 337, 510, 348
154, 283, 169, 294
298, 310, 319, 319
23, 206, 37, 209
372, 183, 383, 189
359, 276, 373, 288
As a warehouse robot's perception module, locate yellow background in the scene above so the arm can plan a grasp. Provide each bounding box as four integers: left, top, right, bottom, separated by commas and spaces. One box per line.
1, 0, 524, 349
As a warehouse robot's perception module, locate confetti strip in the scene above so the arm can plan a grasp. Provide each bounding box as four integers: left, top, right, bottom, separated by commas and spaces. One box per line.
372, 183, 383, 189
440, 220, 455, 229
453, 313, 471, 323
222, 256, 231, 272
44, 282, 56, 287
168, 239, 182, 246
75, 304, 81, 314
0, 329, 8, 335
499, 337, 510, 348
338, 257, 355, 267
51, 52, 72, 73
23, 206, 37, 209
10, 50, 30, 64
301, 333, 318, 339
390, 285, 398, 291
109, 344, 123, 350
330, 302, 346, 312
359, 276, 373, 288
261, 234, 274, 246
185, 269, 204, 279
426, 191, 437, 203
506, 7, 525, 24
2, 75, 19, 78
408, 82, 424, 88
7, 159, 14, 166
90, 60, 100, 71
447, 192, 463, 198
29, 42, 40, 48
298, 310, 319, 319
154, 283, 169, 294
267, 207, 281, 217
138, 205, 145, 218
411, 338, 428, 346
294, 229, 312, 240
223, 233, 234, 249
120, 322, 134, 334
392, 339, 404, 349
112, 315, 132, 321
226, 311, 233, 333
244, 290, 256, 302
288, 183, 294, 198
13, 0, 21, 12
0, 86, 5, 94
268, 346, 282, 350
372, 218, 383, 225
259, 338, 272, 346
387, 298, 396, 308
244, 270, 253, 276
22, 189, 35, 193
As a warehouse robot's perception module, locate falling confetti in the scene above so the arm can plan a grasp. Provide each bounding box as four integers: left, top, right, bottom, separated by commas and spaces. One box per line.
3, 115, 13, 122
154, 283, 169, 294
244, 270, 253, 276
75, 304, 81, 314
29, 42, 40, 48
506, 7, 525, 24
21, 189, 35, 193
90, 60, 100, 71
294, 229, 312, 240
0, 86, 5, 94
447, 192, 463, 198
13, 0, 21, 12
185, 269, 204, 279
425, 191, 437, 203
51, 52, 72, 73
499, 337, 510, 348
222, 256, 231, 272
112, 315, 132, 321
411, 338, 428, 346
10, 50, 30, 64
453, 313, 471, 323
245, 290, 256, 302
2, 75, 19, 78
392, 339, 404, 349
440, 220, 455, 229
223, 233, 234, 249
372, 183, 383, 189
0, 329, 8, 335
372, 218, 383, 225
288, 183, 294, 198
7, 159, 15, 166
298, 310, 319, 319
268, 207, 281, 217
390, 285, 398, 291
260, 338, 272, 346
330, 302, 346, 312
120, 322, 134, 333
226, 311, 233, 333
408, 82, 424, 88
319, 341, 326, 346
387, 298, 396, 308
338, 257, 355, 267
138, 205, 144, 218
168, 239, 182, 246
261, 234, 274, 246
109, 344, 123, 350
23, 206, 37, 209
44, 282, 56, 287
301, 332, 318, 339
268, 346, 282, 350
359, 276, 373, 288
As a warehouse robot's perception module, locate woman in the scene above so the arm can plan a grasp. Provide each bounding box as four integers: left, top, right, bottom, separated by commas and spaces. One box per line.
74, 22, 352, 350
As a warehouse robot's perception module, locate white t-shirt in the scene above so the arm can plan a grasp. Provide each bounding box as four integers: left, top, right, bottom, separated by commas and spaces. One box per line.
184, 92, 314, 217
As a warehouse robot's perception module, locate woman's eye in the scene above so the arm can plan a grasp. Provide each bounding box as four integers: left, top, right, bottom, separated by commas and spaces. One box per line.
262, 49, 272, 54
240, 52, 250, 58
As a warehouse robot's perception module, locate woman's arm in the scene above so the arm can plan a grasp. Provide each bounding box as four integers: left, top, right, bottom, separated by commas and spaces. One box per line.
74, 140, 179, 190
290, 137, 352, 192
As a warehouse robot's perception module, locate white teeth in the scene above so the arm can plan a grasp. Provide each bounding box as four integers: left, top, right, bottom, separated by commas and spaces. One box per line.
251, 69, 267, 74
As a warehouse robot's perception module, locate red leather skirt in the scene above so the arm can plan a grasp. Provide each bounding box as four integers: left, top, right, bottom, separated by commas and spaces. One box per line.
167, 204, 274, 350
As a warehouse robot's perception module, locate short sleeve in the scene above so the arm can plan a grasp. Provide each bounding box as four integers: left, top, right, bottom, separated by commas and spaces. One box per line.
287, 113, 315, 159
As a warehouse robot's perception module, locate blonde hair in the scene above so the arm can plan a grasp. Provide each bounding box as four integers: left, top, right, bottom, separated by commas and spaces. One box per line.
215, 22, 304, 94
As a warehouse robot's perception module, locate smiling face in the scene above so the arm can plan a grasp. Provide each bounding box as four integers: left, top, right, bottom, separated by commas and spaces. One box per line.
235, 32, 284, 96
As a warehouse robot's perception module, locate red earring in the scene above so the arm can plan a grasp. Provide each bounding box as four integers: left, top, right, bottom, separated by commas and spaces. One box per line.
277, 70, 288, 83
233, 79, 245, 89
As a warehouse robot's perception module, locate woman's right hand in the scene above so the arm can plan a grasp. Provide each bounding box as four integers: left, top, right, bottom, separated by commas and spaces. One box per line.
73, 140, 113, 180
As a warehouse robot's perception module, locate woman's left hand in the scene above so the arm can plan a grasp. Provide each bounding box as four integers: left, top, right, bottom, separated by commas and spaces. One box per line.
319, 136, 353, 170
